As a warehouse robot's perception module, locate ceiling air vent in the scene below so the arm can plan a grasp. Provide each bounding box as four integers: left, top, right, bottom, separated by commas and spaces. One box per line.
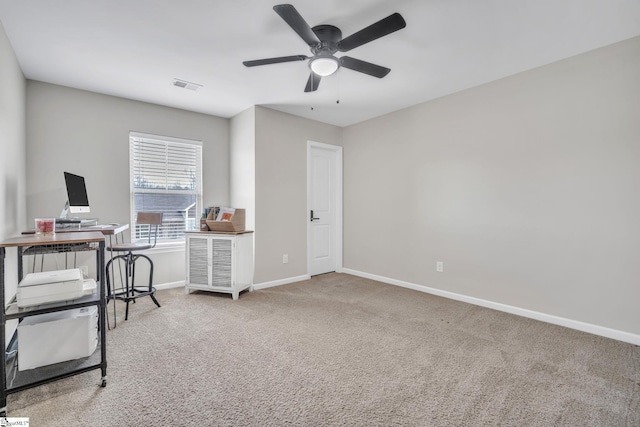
172, 79, 202, 91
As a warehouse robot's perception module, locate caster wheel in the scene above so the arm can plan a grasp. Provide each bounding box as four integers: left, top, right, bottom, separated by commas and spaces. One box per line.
101, 379, 107, 387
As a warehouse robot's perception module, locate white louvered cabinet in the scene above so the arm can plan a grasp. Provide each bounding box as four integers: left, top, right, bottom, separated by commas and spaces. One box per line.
185, 231, 254, 300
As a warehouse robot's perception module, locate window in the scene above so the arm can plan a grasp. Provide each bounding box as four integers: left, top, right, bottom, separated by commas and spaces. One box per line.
129, 132, 202, 244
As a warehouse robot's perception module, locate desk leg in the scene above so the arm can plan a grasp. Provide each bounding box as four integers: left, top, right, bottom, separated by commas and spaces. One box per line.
105, 231, 129, 330
0, 247, 7, 415
107, 234, 118, 330
98, 241, 107, 386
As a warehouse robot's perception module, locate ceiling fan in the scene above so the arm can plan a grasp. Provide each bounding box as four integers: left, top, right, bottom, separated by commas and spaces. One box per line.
243, 4, 407, 92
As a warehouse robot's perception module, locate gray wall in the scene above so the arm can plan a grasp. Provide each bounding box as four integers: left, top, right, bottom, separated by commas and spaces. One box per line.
230, 106, 256, 231
0, 23, 26, 239
0, 21, 26, 343
343, 36, 640, 335
254, 106, 342, 284
26, 82, 230, 284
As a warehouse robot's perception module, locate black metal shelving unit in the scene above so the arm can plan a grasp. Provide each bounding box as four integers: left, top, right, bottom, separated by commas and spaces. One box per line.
0, 231, 107, 416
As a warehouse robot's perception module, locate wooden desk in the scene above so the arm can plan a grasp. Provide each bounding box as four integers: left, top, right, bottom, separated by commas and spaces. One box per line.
83, 224, 130, 235
10, 231, 106, 245
22, 224, 129, 236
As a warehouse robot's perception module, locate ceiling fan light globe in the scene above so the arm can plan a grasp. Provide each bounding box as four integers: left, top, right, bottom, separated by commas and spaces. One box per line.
310, 57, 339, 76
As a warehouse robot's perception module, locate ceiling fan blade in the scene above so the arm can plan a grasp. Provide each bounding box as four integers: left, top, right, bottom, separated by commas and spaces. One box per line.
274, 4, 321, 46
337, 13, 406, 52
304, 73, 321, 92
339, 56, 390, 78
243, 55, 308, 67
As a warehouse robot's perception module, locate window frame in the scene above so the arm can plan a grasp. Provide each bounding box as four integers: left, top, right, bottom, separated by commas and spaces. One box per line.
129, 131, 203, 246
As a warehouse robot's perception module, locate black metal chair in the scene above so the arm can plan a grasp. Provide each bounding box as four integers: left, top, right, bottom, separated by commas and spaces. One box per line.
106, 212, 163, 321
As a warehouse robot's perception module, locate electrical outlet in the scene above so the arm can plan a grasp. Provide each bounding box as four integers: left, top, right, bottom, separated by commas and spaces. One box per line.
283, 254, 289, 264
436, 261, 444, 273
80, 265, 89, 278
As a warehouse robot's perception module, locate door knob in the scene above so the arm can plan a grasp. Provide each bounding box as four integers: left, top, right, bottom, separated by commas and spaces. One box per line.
310, 210, 320, 221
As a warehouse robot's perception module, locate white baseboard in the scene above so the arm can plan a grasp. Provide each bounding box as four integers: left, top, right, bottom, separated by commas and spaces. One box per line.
155, 281, 184, 290
156, 275, 311, 292
342, 268, 640, 346
253, 275, 311, 290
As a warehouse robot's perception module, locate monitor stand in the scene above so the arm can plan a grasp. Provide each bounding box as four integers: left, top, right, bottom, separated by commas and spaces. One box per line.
55, 218, 81, 224
57, 201, 97, 227
58, 201, 71, 222
56, 200, 98, 228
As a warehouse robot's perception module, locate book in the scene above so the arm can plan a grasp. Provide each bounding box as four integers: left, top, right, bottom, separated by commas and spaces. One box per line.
206, 207, 221, 220
216, 207, 235, 221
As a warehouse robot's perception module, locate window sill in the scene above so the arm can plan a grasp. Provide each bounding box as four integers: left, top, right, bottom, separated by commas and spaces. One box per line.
143, 242, 185, 254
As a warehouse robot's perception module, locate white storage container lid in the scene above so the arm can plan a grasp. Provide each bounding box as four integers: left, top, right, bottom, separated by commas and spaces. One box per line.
19, 268, 83, 287
19, 306, 97, 327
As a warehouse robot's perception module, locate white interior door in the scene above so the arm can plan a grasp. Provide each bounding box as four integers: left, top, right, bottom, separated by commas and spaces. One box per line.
308, 142, 342, 276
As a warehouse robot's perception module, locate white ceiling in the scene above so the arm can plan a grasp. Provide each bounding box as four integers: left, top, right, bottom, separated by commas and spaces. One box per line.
1, 0, 639, 127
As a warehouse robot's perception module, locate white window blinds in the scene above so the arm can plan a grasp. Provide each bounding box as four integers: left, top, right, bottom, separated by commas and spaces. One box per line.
129, 132, 203, 243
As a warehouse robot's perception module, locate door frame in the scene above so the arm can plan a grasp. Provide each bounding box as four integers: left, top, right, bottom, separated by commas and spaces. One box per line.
307, 140, 343, 275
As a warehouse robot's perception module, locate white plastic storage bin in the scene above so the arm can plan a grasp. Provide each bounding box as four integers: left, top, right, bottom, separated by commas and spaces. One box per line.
17, 306, 98, 371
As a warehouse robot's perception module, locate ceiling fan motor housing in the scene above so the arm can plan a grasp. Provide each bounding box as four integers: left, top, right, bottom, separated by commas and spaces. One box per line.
311, 25, 342, 55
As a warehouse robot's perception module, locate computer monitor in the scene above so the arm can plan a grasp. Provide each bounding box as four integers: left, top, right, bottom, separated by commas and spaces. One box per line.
61, 172, 90, 217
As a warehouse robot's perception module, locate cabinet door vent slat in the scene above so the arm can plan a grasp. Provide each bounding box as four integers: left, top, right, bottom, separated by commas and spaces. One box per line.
188, 238, 209, 284
212, 239, 232, 287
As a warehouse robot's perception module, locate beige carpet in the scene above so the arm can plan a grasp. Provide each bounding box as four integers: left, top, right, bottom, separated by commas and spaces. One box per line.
7, 273, 640, 426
